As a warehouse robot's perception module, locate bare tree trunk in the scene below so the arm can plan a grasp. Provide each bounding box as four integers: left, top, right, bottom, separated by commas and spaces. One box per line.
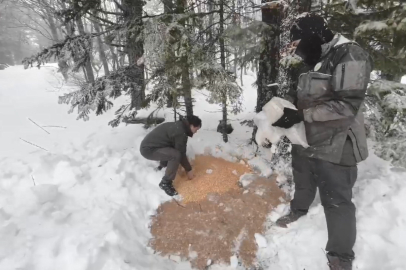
122, 0, 145, 109
92, 11, 110, 76
207, 0, 214, 43
109, 46, 118, 71
240, 65, 243, 86
163, 0, 175, 108
256, 4, 281, 112
45, 5, 69, 80
244, 49, 247, 75
176, 0, 193, 117
75, 17, 95, 83
252, 3, 282, 143
47, 14, 59, 43
180, 60, 193, 117
232, 0, 237, 77
219, 0, 228, 143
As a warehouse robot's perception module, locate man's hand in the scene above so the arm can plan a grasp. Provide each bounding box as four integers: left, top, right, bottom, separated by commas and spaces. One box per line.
272, 107, 304, 129
187, 170, 195, 180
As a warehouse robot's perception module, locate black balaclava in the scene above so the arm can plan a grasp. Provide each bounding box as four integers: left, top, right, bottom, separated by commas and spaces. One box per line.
290, 14, 335, 67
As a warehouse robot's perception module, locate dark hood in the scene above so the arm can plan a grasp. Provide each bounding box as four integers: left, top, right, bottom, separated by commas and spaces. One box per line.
290, 14, 335, 67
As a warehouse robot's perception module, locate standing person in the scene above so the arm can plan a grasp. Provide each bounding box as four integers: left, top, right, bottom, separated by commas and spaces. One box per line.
272, 14, 373, 270
140, 115, 202, 196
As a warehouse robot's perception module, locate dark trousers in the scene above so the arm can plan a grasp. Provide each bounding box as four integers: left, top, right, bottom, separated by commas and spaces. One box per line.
140, 147, 181, 182
290, 153, 357, 258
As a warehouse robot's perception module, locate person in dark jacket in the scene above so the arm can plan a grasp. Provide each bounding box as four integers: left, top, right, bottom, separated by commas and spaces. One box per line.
140, 115, 202, 196
272, 14, 372, 270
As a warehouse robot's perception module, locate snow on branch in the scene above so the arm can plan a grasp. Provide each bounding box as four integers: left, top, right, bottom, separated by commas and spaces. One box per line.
196, 64, 243, 115
257, 1, 286, 10
22, 34, 92, 72
368, 80, 406, 110
369, 80, 406, 96
355, 20, 389, 36
58, 64, 144, 126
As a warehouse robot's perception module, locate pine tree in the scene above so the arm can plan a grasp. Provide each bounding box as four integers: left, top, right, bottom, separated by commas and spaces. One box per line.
325, 0, 406, 81
22, 0, 147, 125
321, 0, 406, 167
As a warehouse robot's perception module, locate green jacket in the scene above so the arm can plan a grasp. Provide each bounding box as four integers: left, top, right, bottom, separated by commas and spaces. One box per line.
140, 119, 193, 171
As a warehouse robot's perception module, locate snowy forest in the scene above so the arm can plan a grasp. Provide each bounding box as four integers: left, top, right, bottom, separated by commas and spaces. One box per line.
1, 0, 405, 167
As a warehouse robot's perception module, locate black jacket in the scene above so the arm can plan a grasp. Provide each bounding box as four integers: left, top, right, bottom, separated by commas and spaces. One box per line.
140, 119, 193, 171
286, 34, 372, 164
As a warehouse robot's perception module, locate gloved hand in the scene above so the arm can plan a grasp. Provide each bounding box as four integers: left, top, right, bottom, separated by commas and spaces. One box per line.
272, 107, 304, 129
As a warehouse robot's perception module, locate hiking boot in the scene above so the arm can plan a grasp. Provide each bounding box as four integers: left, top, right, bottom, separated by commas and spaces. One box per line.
275, 209, 307, 228
327, 254, 353, 270
159, 179, 178, 196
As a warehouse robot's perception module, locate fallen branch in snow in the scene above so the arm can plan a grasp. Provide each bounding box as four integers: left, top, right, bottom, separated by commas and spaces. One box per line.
31, 175, 36, 186
42, 125, 67, 129
204, 109, 222, 113
28, 118, 50, 134
123, 117, 165, 126
19, 138, 48, 152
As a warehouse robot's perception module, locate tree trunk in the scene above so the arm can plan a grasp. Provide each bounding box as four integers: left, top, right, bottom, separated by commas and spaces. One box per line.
109, 46, 118, 71
181, 63, 193, 117
219, 0, 228, 143
163, 0, 176, 108
256, 4, 281, 113
92, 11, 110, 76
176, 0, 193, 117
47, 14, 59, 43
252, 2, 282, 143
53, 2, 69, 81
240, 65, 243, 86
297, 0, 312, 13
207, 0, 214, 41
75, 17, 95, 83
122, 0, 145, 110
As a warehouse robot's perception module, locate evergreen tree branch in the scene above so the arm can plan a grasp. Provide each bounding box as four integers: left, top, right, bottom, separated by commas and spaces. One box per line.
93, 8, 124, 16
86, 11, 116, 25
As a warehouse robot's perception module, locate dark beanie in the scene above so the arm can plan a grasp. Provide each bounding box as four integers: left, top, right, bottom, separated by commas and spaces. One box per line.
290, 13, 334, 44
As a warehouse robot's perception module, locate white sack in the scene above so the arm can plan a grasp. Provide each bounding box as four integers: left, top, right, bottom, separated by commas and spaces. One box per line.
254, 97, 309, 148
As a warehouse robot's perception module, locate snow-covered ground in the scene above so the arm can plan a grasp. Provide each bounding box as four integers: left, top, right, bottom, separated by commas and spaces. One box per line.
0, 66, 405, 270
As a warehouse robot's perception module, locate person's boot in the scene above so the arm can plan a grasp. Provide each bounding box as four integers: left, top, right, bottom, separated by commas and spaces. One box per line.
327, 253, 353, 270
159, 178, 178, 196
275, 209, 307, 228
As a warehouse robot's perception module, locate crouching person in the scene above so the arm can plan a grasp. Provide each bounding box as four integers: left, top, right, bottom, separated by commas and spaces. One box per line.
140, 115, 202, 196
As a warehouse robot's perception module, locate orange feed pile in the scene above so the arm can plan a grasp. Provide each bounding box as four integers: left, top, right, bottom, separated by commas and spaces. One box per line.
150, 157, 285, 270
173, 155, 251, 203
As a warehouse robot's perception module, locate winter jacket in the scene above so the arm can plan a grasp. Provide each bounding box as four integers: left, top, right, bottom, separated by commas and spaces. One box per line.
140, 119, 193, 171
286, 34, 373, 164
